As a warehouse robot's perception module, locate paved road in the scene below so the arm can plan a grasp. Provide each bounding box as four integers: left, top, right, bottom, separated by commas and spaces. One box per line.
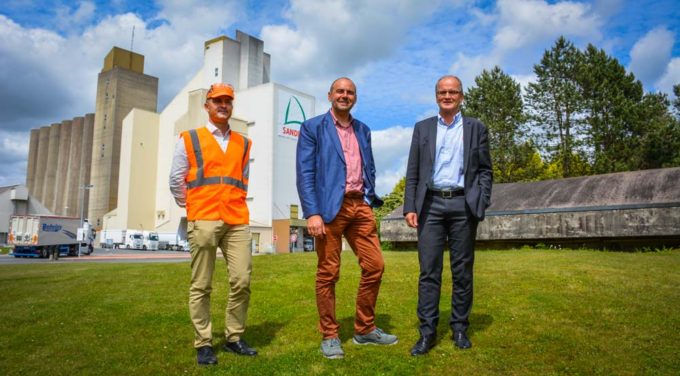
0, 248, 192, 264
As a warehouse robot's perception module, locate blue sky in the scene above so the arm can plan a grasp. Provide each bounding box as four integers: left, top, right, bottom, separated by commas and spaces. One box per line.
1, 0, 679, 194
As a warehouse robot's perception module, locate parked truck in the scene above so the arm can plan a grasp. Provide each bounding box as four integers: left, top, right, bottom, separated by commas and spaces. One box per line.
157, 232, 189, 251
8, 215, 87, 258
143, 231, 159, 251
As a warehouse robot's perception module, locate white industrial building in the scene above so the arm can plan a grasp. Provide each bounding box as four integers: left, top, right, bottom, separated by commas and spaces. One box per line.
103, 31, 314, 253
0, 185, 50, 245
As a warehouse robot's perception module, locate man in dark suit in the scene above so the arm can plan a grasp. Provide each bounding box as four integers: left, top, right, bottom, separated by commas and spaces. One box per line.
404, 75, 492, 355
296, 77, 397, 359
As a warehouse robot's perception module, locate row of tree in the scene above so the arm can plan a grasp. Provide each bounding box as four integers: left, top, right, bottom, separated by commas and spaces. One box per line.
464, 36, 680, 183
375, 37, 680, 222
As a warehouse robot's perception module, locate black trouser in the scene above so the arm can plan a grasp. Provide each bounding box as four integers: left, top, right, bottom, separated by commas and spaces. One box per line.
416, 193, 477, 337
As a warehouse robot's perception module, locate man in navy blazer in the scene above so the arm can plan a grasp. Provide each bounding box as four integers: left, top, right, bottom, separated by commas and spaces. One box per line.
296, 77, 397, 359
404, 75, 493, 355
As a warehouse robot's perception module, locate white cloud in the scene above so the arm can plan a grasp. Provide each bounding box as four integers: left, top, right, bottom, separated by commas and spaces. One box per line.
629, 27, 675, 86
55, 1, 96, 32
494, 0, 601, 52
0, 130, 29, 186
654, 57, 680, 95
448, 0, 603, 90
260, 0, 439, 104
371, 126, 413, 195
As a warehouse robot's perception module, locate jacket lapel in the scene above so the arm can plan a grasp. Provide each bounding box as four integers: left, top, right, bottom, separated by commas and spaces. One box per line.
324, 112, 346, 163
463, 116, 471, 174
427, 117, 437, 165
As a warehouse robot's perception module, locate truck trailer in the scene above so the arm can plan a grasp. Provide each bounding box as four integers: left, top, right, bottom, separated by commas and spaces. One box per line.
8, 215, 87, 258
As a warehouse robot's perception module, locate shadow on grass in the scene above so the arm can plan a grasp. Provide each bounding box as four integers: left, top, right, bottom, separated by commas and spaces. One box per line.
218, 320, 288, 348
337, 313, 395, 340
434, 309, 494, 341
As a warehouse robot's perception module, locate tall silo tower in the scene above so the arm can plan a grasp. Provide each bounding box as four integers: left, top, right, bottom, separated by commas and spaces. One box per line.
88, 47, 158, 229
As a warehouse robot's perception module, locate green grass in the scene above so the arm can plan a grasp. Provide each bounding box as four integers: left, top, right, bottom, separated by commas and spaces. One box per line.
1, 249, 679, 375
0, 246, 11, 255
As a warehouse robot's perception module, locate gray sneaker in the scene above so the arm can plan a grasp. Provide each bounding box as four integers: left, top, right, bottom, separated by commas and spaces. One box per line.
320, 337, 344, 359
353, 328, 398, 345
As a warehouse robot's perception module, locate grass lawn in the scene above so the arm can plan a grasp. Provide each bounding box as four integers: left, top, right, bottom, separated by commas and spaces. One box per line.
0, 249, 679, 375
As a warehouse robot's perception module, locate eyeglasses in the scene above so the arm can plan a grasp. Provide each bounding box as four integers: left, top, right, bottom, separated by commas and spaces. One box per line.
437, 90, 462, 97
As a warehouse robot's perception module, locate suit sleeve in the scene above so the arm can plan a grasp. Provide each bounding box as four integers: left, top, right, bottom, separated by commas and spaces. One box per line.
403, 123, 420, 215
296, 120, 319, 218
477, 122, 493, 208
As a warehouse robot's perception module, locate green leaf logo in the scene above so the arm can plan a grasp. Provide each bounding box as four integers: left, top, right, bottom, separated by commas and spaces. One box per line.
284, 96, 307, 125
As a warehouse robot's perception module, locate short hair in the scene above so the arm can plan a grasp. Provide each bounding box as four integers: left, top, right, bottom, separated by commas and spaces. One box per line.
329, 77, 356, 93
435, 75, 463, 93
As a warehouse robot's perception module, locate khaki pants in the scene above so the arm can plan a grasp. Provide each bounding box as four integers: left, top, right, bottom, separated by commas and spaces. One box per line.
187, 220, 252, 348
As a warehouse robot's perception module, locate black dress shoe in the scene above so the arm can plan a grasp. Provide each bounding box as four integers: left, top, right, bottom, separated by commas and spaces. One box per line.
223, 339, 258, 356
453, 331, 472, 349
410, 335, 436, 356
197, 345, 217, 365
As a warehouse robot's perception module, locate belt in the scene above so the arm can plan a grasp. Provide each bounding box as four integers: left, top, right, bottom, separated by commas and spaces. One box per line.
427, 188, 464, 199
344, 191, 364, 199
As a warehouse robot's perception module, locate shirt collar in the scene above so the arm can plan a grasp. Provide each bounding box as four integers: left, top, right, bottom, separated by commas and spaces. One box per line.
437, 112, 462, 128
330, 109, 354, 129
206, 121, 230, 137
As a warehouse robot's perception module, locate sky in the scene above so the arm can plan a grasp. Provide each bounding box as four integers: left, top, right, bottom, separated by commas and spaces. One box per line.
1, 0, 679, 195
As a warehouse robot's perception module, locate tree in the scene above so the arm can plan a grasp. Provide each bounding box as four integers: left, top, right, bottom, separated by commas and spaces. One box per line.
525, 36, 585, 178
464, 66, 529, 183
633, 93, 680, 169
673, 84, 680, 116
373, 176, 405, 225
576, 44, 643, 174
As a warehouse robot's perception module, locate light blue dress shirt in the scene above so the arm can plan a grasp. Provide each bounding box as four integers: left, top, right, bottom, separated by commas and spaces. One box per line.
431, 112, 464, 189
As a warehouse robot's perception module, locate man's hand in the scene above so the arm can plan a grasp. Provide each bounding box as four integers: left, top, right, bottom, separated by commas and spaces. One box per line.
307, 215, 326, 237
405, 212, 418, 228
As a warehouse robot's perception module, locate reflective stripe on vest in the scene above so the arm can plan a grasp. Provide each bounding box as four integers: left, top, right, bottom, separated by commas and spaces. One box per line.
185, 129, 249, 191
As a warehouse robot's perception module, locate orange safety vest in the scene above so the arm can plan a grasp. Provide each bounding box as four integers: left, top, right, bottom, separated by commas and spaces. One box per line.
182, 127, 251, 224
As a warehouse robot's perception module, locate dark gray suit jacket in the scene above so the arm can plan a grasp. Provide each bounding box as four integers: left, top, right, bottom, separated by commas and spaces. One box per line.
403, 115, 493, 220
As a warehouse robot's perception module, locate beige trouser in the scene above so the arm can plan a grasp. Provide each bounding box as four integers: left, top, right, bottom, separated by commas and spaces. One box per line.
187, 220, 252, 348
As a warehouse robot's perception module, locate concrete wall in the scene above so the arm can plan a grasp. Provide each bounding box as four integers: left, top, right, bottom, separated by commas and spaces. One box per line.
106, 108, 160, 231
380, 168, 680, 248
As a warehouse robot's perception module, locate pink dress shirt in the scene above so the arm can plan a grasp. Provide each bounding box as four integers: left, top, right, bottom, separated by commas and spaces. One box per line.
331, 109, 364, 193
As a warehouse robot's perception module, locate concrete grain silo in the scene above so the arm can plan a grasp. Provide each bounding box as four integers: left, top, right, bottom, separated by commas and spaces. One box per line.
42, 123, 61, 212
79, 113, 95, 220
25, 129, 40, 197
54, 120, 72, 215
33, 126, 51, 203
63, 116, 84, 218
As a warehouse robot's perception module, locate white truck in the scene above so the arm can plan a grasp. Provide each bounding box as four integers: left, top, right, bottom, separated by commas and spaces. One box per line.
124, 232, 145, 249
8, 215, 88, 258
157, 232, 189, 251
143, 231, 159, 251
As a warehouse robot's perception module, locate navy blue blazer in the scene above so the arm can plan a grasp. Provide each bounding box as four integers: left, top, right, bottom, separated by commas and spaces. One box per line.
403, 116, 493, 220
296, 111, 383, 223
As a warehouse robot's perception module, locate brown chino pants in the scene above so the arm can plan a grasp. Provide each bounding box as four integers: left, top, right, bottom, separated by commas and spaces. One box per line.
315, 194, 385, 339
